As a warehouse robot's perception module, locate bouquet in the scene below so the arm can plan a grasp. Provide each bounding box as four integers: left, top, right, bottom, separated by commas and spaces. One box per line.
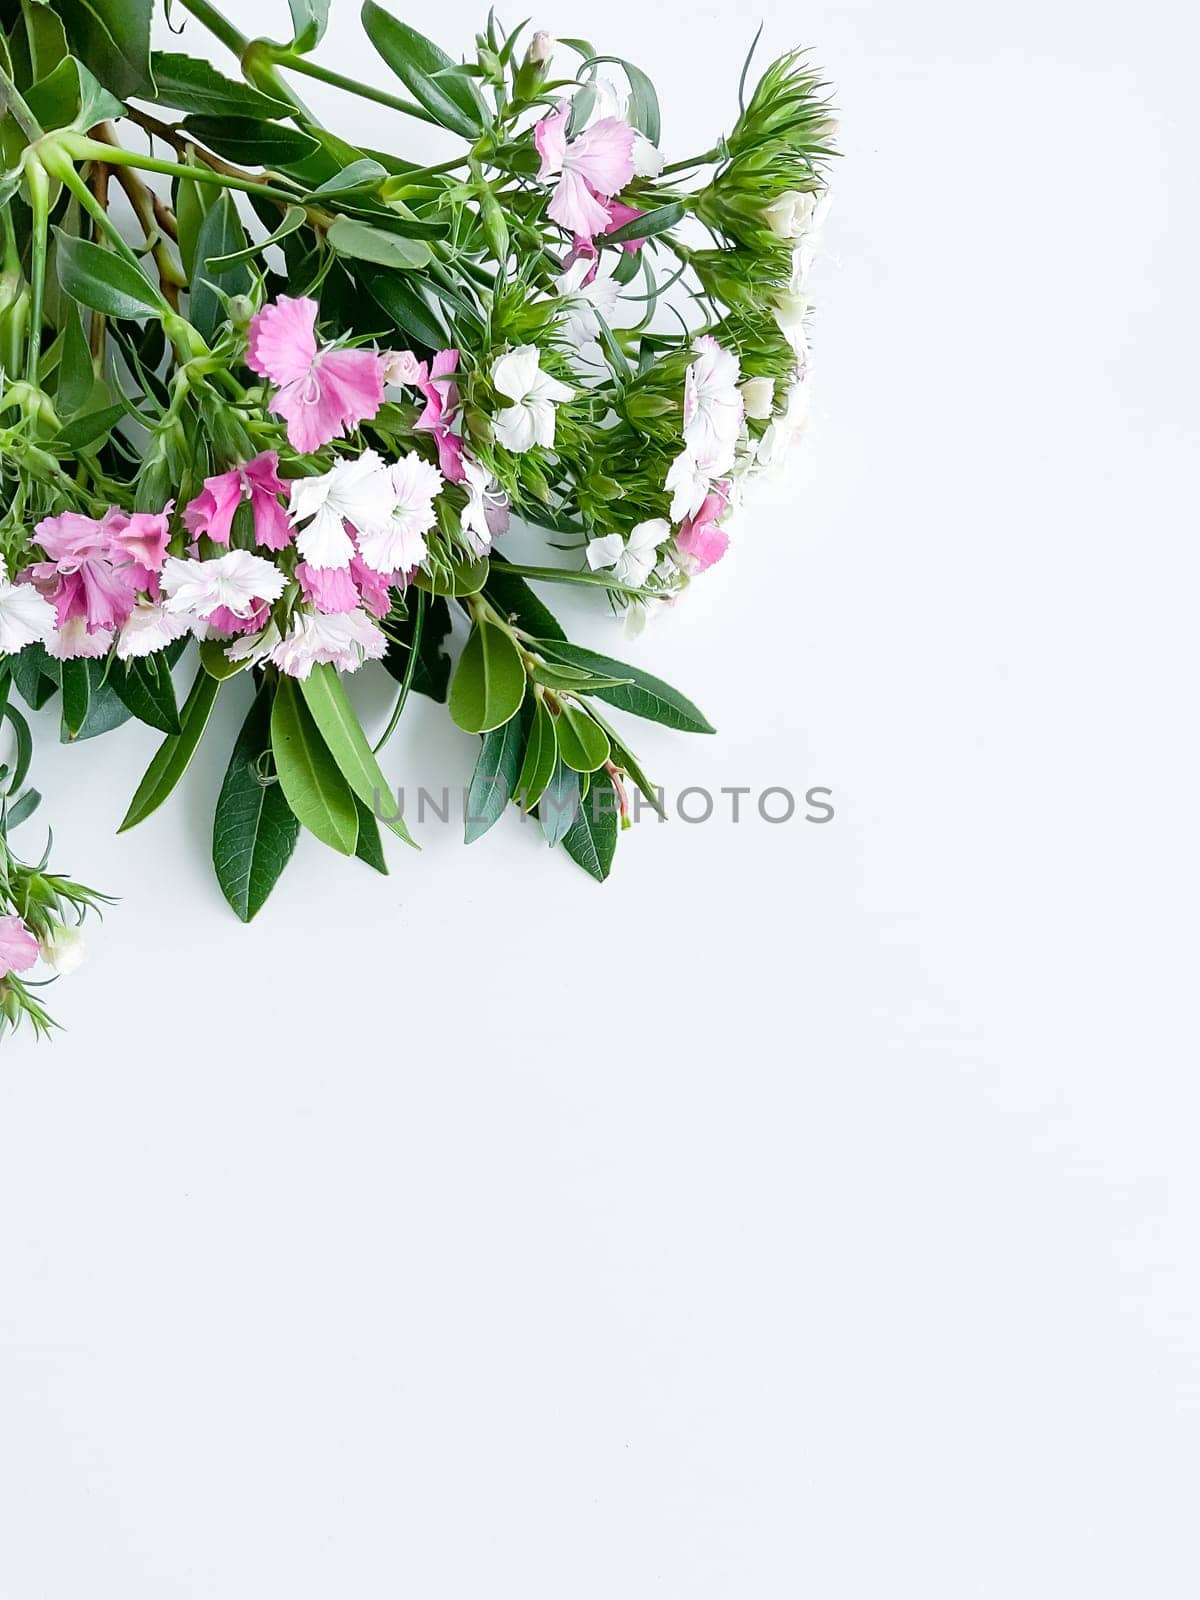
0, 0, 835, 1040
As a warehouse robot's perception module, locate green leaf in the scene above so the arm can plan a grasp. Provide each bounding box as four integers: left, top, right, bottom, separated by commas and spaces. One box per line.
0, 702, 32, 796
119, 668, 220, 831
53, 400, 125, 451
464, 698, 530, 844
206, 204, 306, 269
312, 158, 388, 195
289, 0, 332, 52
59, 656, 91, 740
359, 260, 449, 349
25, 54, 124, 132
539, 760, 579, 847
533, 639, 715, 733
54, 230, 163, 321
54, 0, 153, 99
56, 301, 94, 416
174, 159, 216, 282
109, 652, 181, 735
360, 1, 487, 138
213, 684, 301, 921
562, 772, 619, 881
70, 663, 133, 741
189, 189, 250, 342
198, 637, 252, 681
326, 215, 432, 270
21, 0, 70, 84
383, 593, 451, 702
8, 644, 59, 712
528, 658, 632, 693
182, 115, 321, 168
449, 620, 526, 734
411, 554, 488, 597
587, 54, 660, 144
297, 663, 416, 847
604, 200, 683, 246
483, 567, 565, 641
353, 795, 389, 873
591, 710, 664, 817
553, 699, 610, 772
515, 693, 557, 811
150, 52, 292, 118
270, 675, 358, 856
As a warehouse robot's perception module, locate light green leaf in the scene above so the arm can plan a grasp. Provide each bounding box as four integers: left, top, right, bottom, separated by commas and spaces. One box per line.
326, 215, 432, 270
298, 663, 416, 847
449, 620, 526, 734
289, 0, 332, 52
553, 699, 610, 772
464, 700, 530, 843
411, 555, 489, 597
540, 760, 579, 847
604, 200, 683, 245
270, 675, 358, 856
207, 204, 306, 269
515, 693, 557, 811
533, 638, 715, 733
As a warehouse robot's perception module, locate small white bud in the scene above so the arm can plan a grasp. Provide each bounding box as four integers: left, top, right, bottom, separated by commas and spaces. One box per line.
529, 30, 555, 64
762, 189, 818, 240
739, 376, 775, 420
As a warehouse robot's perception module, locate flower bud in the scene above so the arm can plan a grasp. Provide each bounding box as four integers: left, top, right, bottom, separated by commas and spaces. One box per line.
739, 376, 775, 419
380, 349, 423, 385
40, 922, 86, 976
227, 294, 255, 331
529, 30, 555, 64
762, 189, 818, 240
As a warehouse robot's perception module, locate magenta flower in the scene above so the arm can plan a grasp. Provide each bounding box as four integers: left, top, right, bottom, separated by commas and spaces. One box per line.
24, 511, 140, 635
297, 561, 359, 615
184, 453, 292, 551
247, 296, 384, 454
99, 505, 174, 596
536, 101, 636, 242
675, 483, 731, 574
414, 348, 465, 483
0, 915, 39, 979
350, 553, 395, 618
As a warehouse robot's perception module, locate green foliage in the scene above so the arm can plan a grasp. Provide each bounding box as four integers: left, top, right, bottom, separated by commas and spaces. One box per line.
213, 684, 300, 921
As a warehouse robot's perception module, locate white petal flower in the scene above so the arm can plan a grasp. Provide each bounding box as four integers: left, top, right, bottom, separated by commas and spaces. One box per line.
161, 550, 286, 622
289, 450, 396, 569
763, 189, 819, 240
683, 335, 743, 474
355, 452, 443, 574
586, 518, 667, 588
491, 346, 573, 453
555, 259, 621, 350
45, 618, 113, 660
0, 576, 56, 654
460, 455, 509, 556
269, 608, 387, 679
116, 601, 193, 660
664, 450, 710, 522
225, 620, 282, 668
39, 922, 86, 975
631, 133, 664, 179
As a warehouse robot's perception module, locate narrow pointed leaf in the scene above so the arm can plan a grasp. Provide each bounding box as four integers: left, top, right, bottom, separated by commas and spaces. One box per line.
213, 686, 301, 921
298, 663, 416, 846
270, 675, 358, 856
119, 669, 220, 831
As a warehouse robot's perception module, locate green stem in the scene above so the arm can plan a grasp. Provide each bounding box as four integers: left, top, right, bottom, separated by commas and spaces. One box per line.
24, 163, 49, 387
62, 134, 300, 207
374, 587, 426, 755
277, 52, 441, 128
488, 560, 651, 600
0, 63, 43, 143
660, 147, 722, 176
53, 158, 162, 283
174, 0, 248, 56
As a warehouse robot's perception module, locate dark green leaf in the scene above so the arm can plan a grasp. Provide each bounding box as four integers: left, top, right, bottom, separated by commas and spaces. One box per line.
533, 639, 715, 733
150, 51, 292, 117
270, 674, 358, 855
182, 114, 321, 167
174, 160, 216, 281
53, 401, 125, 451
8, 645, 59, 712
55, 230, 163, 320
119, 668, 220, 831
353, 795, 389, 873
449, 620, 526, 734
411, 554, 489, 597
109, 652, 181, 735
213, 684, 301, 921
360, 1, 487, 138
54, 0, 153, 98
206, 204, 306, 269
189, 190, 249, 342
562, 772, 619, 880
515, 693, 557, 811
383, 593, 451, 701
483, 567, 565, 641
56, 301, 94, 416
464, 698, 530, 843
25, 54, 123, 132
5, 788, 41, 829
59, 656, 90, 740
70, 663, 133, 741
604, 200, 683, 245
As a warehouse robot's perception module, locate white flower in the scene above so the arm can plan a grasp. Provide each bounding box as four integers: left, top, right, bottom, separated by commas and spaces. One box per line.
289, 450, 396, 570
45, 618, 113, 660
529, 29, 555, 63
40, 922, 86, 976
762, 189, 819, 240
225, 620, 282, 669
161, 550, 286, 622
355, 451, 443, 574
664, 449, 710, 522
588, 77, 663, 177
554, 258, 621, 351
739, 376, 775, 420
0, 576, 55, 654
460, 455, 509, 556
491, 346, 574, 453
585, 518, 667, 588
683, 335, 743, 475
270, 608, 387, 679
116, 601, 193, 660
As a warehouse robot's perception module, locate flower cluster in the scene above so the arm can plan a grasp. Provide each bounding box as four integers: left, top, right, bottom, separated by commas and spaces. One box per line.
0, 0, 834, 1039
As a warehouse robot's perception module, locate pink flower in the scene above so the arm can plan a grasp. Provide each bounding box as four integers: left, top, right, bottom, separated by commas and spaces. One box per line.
296, 561, 359, 615
247, 296, 384, 454
24, 511, 140, 635
380, 348, 424, 385
184, 453, 292, 552
414, 349, 465, 483
350, 553, 396, 619
208, 600, 271, 637
675, 483, 731, 574
0, 915, 39, 979
536, 101, 636, 242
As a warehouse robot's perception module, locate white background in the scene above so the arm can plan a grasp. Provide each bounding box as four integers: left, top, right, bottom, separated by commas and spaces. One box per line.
2, 0, 1198, 1593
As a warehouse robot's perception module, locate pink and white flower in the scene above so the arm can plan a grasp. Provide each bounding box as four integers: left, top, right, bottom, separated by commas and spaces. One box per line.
555, 258, 621, 350
356, 452, 443, 574
24, 511, 141, 636
269, 608, 387, 679
0, 915, 39, 979
288, 450, 397, 570
0, 575, 56, 654
116, 600, 192, 660
491, 346, 573, 453
675, 482, 731, 573
535, 100, 637, 242
460, 455, 509, 556
413, 349, 465, 483
46, 618, 114, 660
247, 295, 384, 453
161, 550, 286, 624
184, 453, 291, 552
